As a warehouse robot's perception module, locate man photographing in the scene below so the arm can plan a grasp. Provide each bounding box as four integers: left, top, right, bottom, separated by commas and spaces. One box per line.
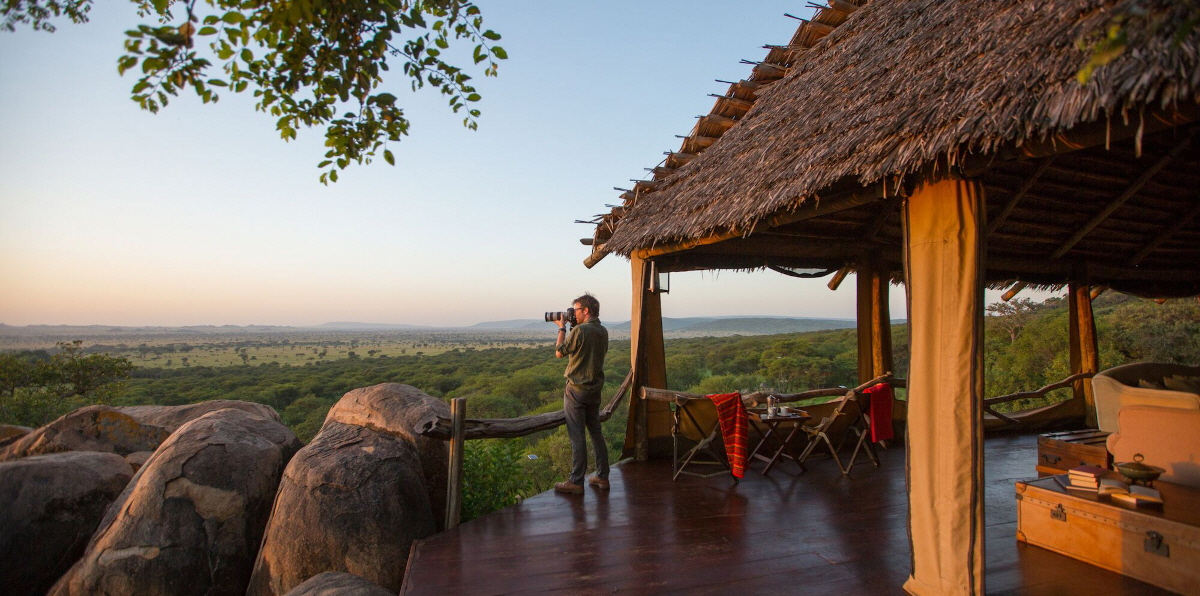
551, 293, 609, 494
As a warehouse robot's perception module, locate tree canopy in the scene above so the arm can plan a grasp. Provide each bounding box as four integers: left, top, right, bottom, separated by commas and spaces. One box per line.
1, 0, 506, 183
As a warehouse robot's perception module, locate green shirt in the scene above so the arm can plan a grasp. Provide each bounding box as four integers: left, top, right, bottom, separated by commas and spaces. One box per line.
557, 318, 608, 391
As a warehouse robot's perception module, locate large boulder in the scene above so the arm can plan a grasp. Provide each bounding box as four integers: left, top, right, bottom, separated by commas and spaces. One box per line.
0, 406, 170, 462
324, 383, 449, 528
283, 572, 394, 596
118, 400, 281, 432
0, 424, 32, 448
48, 408, 302, 596
246, 422, 435, 596
0, 452, 134, 596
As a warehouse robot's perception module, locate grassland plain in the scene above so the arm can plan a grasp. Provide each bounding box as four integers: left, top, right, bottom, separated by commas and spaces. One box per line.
1, 295, 1195, 520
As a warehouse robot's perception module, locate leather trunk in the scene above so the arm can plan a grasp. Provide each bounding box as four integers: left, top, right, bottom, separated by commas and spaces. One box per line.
1036, 429, 1111, 477
1016, 475, 1200, 595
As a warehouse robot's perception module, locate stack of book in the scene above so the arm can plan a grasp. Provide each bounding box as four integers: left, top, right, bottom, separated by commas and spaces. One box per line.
1065, 464, 1108, 491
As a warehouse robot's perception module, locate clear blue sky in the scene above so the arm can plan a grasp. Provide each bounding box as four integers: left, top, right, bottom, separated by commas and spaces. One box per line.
0, 1, 1036, 327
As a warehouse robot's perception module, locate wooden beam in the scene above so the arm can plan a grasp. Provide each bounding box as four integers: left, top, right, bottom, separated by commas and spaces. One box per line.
828, 266, 851, 291
827, 0, 861, 13
681, 135, 719, 153
583, 245, 609, 269
626, 257, 668, 461
804, 20, 836, 38
863, 198, 900, 242
630, 183, 888, 260
698, 114, 738, 131
1001, 281, 1028, 302
987, 157, 1055, 235
710, 95, 755, 112
1129, 200, 1200, 266
1051, 135, 1193, 259
1010, 104, 1198, 160
665, 152, 697, 169
751, 63, 788, 79
444, 397, 466, 530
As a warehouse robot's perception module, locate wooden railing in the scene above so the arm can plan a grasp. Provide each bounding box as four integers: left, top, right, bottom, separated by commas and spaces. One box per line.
640, 373, 906, 407
981, 371, 1094, 428
421, 369, 634, 528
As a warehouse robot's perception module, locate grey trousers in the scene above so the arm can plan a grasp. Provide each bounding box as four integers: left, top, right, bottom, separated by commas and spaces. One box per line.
564, 383, 608, 485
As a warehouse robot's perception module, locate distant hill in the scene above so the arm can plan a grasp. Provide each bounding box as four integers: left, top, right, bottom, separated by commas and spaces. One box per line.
471, 319, 542, 329
311, 322, 431, 330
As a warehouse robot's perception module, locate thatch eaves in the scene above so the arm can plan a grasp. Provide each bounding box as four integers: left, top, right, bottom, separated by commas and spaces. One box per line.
595, 0, 1200, 258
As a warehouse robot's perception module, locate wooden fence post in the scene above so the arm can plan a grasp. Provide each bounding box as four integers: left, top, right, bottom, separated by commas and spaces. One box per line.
445, 397, 466, 530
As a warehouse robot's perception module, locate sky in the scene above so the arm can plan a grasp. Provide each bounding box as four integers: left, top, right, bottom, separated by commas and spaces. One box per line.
0, 2, 1046, 327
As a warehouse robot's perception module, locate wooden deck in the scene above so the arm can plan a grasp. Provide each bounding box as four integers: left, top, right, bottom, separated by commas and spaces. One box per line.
402, 435, 1173, 595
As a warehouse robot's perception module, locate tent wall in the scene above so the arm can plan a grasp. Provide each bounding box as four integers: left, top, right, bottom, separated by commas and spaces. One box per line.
902, 177, 986, 596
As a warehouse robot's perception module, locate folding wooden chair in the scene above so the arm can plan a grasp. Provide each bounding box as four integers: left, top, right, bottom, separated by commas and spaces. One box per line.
670, 398, 729, 480
837, 390, 882, 474
796, 390, 880, 475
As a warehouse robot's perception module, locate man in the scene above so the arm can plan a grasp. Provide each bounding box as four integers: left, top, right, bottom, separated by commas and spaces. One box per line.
552, 293, 609, 494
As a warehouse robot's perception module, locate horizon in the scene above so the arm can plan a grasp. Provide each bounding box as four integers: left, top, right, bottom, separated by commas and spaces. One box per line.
0, 313, 870, 330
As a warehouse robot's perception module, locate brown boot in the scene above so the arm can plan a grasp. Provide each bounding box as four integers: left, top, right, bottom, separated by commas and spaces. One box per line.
554, 481, 583, 494
588, 475, 610, 490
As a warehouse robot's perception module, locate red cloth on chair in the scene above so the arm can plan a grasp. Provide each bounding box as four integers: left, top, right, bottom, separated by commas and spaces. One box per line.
863, 383, 895, 442
708, 392, 748, 479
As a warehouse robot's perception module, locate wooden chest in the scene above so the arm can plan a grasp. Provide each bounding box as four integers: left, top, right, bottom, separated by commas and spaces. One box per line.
1036, 429, 1111, 477
1016, 475, 1200, 595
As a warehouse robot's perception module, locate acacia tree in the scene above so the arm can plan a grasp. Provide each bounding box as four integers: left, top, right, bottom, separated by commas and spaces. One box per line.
1, 0, 505, 183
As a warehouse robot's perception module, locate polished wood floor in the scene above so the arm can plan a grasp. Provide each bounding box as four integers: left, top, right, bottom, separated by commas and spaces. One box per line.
401, 435, 1173, 595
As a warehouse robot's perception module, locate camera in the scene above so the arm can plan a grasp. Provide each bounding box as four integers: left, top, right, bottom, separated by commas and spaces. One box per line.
544, 308, 576, 325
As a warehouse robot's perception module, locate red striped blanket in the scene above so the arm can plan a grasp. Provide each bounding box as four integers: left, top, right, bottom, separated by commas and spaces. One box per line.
708, 392, 748, 479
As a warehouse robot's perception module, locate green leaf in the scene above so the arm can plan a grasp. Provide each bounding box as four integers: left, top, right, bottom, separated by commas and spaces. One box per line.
221, 11, 246, 24
198, 26, 217, 36
482, 30, 501, 41
384, 149, 395, 165
492, 46, 507, 60
466, 93, 481, 102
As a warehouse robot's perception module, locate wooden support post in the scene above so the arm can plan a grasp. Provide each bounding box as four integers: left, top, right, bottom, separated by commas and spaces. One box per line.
625, 257, 668, 461
856, 254, 894, 383
445, 397, 466, 530
1069, 284, 1100, 427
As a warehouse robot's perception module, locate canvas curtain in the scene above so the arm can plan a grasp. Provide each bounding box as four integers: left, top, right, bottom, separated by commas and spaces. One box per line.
902, 177, 986, 596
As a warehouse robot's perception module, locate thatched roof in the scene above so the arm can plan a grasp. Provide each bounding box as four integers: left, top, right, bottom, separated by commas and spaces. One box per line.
585, 0, 1200, 296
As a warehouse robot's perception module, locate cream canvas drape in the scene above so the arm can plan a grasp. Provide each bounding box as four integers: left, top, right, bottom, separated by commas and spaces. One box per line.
902, 178, 986, 596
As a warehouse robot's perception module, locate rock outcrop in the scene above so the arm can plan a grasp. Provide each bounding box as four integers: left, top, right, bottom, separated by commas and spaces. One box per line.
118, 400, 281, 431
125, 451, 154, 472
0, 406, 170, 462
324, 383, 450, 528
0, 452, 134, 596
49, 408, 302, 596
246, 422, 436, 596
247, 383, 448, 596
283, 572, 395, 596
0, 424, 32, 448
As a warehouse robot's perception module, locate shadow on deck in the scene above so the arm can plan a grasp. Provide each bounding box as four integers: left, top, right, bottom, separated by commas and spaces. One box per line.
402, 435, 1171, 595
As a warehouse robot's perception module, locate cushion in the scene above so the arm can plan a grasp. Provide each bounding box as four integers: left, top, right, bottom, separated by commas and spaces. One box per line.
1139, 378, 1166, 390
1163, 375, 1200, 394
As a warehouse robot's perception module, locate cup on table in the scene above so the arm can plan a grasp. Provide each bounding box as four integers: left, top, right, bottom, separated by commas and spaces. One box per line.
778, 406, 790, 416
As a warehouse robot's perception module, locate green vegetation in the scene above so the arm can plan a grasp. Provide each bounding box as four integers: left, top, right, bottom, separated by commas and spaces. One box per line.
1, 294, 1195, 520
2, 0, 505, 183
0, 341, 134, 427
